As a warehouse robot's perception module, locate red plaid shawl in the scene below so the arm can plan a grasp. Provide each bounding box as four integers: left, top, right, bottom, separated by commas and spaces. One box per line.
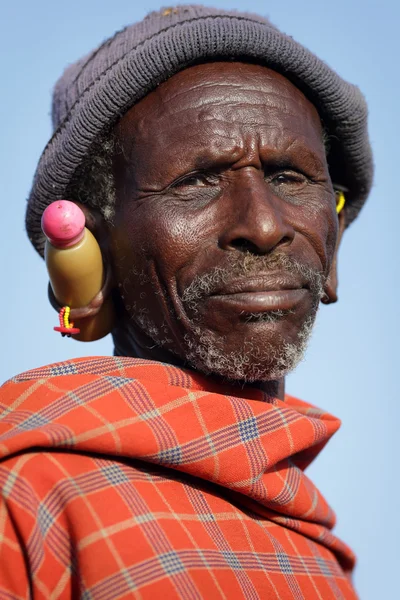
0, 357, 357, 599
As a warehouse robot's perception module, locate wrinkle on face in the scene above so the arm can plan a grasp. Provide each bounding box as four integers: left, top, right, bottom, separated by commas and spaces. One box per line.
116, 65, 328, 192
110, 62, 339, 389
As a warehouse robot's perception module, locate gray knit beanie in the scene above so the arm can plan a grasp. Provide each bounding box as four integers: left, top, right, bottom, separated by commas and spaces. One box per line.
26, 4, 373, 256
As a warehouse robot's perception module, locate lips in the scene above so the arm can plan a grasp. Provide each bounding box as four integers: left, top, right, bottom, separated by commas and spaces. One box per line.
207, 275, 309, 313
211, 274, 307, 296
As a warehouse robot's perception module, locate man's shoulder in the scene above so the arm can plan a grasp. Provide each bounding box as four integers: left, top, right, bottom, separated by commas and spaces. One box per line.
1, 448, 139, 498
0, 357, 105, 402
1, 356, 127, 387
0, 355, 199, 468
0, 356, 127, 466
0, 355, 189, 394
0, 355, 171, 411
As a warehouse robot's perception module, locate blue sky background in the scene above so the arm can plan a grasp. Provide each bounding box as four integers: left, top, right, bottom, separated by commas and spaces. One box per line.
0, 1, 398, 597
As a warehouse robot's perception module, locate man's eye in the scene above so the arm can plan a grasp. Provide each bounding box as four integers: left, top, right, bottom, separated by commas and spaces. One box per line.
171, 173, 219, 188
269, 171, 307, 186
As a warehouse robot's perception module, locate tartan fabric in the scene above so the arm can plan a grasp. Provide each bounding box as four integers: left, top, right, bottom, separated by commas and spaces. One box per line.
0, 356, 357, 599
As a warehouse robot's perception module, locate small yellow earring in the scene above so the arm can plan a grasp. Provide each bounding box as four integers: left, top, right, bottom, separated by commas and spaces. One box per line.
336, 190, 346, 214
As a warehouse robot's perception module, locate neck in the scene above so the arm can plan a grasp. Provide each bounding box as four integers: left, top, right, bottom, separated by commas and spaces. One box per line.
112, 323, 285, 400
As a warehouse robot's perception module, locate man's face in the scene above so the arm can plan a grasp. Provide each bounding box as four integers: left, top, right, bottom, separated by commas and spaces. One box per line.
108, 62, 339, 382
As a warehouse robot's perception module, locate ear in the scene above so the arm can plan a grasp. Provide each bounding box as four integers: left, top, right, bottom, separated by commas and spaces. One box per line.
69, 201, 115, 313
74, 202, 109, 249
321, 208, 346, 305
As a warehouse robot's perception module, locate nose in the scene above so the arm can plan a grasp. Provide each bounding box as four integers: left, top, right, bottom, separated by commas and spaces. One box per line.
218, 173, 295, 255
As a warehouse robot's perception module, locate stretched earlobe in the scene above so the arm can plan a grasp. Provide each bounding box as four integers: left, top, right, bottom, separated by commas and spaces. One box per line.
321, 204, 347, 305
321, 273, 338, 305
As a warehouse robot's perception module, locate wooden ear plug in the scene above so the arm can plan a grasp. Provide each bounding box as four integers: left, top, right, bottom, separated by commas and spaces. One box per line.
42, 200, 114, 341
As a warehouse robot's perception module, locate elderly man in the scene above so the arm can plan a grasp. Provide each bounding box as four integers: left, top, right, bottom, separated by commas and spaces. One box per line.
0, 5, 372, 599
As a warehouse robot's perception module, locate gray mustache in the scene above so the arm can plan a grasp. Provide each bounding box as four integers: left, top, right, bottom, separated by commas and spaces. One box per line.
181, 252, 326, 305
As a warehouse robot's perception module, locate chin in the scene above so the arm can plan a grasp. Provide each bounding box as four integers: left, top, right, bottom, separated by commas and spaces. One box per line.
182, 313, 316, 383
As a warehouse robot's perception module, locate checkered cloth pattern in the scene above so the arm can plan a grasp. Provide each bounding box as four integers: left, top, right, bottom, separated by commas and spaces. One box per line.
0, 356, 357, 599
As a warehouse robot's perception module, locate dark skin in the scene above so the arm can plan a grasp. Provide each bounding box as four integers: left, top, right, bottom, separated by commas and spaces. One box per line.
85, 62, 346, 400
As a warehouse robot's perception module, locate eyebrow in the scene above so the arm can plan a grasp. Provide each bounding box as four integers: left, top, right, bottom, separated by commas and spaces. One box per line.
188, 140, 327, 174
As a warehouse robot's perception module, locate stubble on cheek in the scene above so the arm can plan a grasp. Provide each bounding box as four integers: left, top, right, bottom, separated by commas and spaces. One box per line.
178, 251, 327, 382
114, 249, 181, 351
111, 221, 328, 382
182, 314, 316, 382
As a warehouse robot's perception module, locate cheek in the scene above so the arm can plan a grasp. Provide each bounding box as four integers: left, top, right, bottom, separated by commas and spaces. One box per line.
137, 201, 217, 279
320, 206, 339, 265
154, 210, 200, 271
110, 201, 214, 310
293, 197, 338, 272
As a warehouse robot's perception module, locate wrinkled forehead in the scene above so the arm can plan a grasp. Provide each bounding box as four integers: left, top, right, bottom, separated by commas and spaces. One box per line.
115, 61, 325, 156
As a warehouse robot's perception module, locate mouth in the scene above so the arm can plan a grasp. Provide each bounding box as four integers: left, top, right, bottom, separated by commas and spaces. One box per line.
207, 275, 309, 314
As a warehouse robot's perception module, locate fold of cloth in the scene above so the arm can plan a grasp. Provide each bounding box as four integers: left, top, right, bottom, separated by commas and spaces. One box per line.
0, 356, 357, 599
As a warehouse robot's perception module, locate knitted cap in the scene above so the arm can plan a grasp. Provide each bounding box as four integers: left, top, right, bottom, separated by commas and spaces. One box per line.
26, 4, 373, 256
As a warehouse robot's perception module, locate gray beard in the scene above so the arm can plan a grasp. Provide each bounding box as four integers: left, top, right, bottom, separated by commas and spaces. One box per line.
124, 252, 326, 384
182, 314, 316, 383
180, 252, 326, 383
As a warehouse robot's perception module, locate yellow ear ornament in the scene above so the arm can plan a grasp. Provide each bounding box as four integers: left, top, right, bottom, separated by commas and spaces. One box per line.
336, 190, 346, 214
